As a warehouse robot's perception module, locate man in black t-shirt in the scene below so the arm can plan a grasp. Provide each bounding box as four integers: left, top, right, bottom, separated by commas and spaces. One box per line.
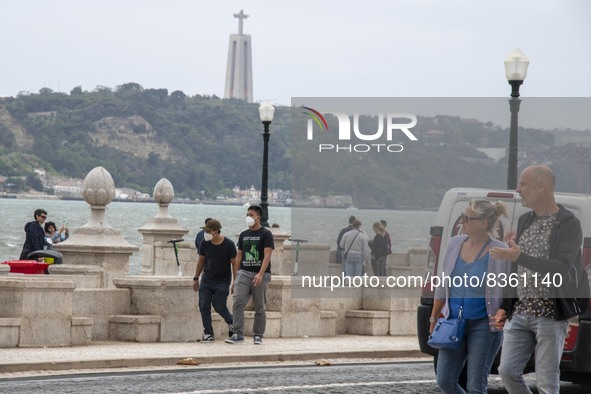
192, 219, 238, 342
225, 205, 274, 345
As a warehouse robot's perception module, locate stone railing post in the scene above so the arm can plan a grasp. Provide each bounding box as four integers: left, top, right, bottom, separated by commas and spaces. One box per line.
138, 178, 189, 276
55, 167, 138, 288
268, 227, 290, 275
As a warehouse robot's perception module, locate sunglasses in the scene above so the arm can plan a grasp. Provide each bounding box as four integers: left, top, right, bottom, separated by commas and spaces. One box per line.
460, 213, 483, 222
40, 215, 47, 219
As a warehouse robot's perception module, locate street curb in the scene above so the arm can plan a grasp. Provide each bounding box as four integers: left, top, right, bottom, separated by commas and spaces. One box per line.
0, 349, 428, 373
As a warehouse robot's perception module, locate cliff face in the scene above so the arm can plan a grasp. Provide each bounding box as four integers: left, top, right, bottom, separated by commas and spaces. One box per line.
90, 115, 174, 161
0, 105, 34, 149
1, 109, 174, 162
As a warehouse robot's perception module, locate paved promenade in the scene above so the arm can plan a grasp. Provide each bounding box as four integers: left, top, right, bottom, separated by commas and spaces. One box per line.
0, 335, 425, 375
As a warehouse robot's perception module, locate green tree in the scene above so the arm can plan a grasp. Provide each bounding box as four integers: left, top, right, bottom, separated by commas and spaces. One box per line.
70, 86, 84, 95
26, 173, 44, 191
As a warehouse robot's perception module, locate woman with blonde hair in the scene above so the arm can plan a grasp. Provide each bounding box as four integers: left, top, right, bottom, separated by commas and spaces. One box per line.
430, 199, 512, 393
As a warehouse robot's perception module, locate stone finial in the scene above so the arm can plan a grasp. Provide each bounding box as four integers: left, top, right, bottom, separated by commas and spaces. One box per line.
154, 178, 174, 205
56, 166, 139, 288
154, 178, 174, 219
82, 166, 115, 207
139, 178, 188, 275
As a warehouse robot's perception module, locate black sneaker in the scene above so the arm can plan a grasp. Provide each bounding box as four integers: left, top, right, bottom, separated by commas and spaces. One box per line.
253, 335, 263, 345
201, 334, 214, 342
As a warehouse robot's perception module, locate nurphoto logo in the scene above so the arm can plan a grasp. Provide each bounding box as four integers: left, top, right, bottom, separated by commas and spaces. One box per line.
303, 107, 418, 153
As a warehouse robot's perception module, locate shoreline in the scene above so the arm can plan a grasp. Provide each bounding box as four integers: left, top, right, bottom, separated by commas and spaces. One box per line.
0, 193, 435, 211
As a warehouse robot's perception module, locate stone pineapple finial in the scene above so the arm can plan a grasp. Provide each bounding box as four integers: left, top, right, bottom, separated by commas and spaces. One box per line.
82, 166, 116, 228
83, 166, 115, 207
153, 178, 174, 218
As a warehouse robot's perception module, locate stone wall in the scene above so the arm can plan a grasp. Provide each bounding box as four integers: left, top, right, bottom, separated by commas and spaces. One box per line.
0, 277, 75, 347
0, 245, 429, 347
73, 289, 131, 340
152, 242, 198, 277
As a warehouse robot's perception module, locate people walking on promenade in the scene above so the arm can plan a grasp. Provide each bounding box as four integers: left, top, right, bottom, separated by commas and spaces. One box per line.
336, 215, 355, 264
226, 205, 274, 345
192, 219, 238, 342
369, 221, 389, 276
490, 165, 589, 394
431, 199, 511, 393
339, 219, 370, 277
380, 219, 392, 255
195, 217, 213, 253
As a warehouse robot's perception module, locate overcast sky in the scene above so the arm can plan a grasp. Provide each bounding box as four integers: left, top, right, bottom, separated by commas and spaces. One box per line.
1, 1, 589, 107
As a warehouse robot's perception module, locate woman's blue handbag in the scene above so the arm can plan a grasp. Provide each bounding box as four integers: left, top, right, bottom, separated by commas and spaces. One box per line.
427, 307, 466, 350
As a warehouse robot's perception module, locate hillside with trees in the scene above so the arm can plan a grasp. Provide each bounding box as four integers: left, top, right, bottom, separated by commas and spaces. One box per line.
0, 84, 583, 209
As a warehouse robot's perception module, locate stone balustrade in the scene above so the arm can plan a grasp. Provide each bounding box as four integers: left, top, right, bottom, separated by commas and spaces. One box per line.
0, 167, 431, 348
113, 276, 200, 342
0, 277, 76, 347
151, 242, 198, 277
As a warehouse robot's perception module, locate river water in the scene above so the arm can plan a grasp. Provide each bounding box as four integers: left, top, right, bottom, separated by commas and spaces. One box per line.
0, 199, 436, 273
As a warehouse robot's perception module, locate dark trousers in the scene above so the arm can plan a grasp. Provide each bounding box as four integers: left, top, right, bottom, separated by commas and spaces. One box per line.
198, 279, 233, 336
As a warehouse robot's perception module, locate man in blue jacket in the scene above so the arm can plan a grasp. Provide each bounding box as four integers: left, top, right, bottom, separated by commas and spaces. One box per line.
19, 208, 48, 260
195, 217, 213, 253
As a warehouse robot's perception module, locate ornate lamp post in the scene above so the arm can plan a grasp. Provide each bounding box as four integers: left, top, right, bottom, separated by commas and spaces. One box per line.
258, 102, 275, 227
504, 48, 529, 189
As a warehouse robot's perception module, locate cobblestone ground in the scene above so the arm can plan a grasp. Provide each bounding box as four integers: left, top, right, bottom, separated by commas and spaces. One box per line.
0, 361, 588, 394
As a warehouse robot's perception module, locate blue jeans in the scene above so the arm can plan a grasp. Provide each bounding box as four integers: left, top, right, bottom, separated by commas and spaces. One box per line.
344, 253, 364, 277
198, 279, 233, 336
498, 313, 568, 394
436, 317, 503, 394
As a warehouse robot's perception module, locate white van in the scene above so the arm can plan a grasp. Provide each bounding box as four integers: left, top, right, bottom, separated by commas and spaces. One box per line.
417, 188, 591, 384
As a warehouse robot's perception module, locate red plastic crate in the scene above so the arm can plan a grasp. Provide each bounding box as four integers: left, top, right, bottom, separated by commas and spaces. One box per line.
2, 260, 50, 274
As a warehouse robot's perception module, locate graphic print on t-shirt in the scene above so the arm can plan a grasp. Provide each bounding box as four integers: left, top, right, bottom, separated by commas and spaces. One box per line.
238, 228, 273, 273
243, 236, 261, 266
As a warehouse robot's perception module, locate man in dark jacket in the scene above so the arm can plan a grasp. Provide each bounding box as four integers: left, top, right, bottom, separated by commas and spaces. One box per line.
19, 208, 48, 260
195, 218, 212, 253
490, 165, 589, 393
335, 215, 355, 264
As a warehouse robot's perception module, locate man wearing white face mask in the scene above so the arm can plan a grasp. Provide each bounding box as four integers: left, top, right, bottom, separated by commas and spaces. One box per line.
192, 219, 238, 342
226, 205, 274, 345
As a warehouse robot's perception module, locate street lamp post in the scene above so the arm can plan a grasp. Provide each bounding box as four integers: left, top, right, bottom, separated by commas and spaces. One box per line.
504, 48, 529, 189
258, 102, 275, 227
